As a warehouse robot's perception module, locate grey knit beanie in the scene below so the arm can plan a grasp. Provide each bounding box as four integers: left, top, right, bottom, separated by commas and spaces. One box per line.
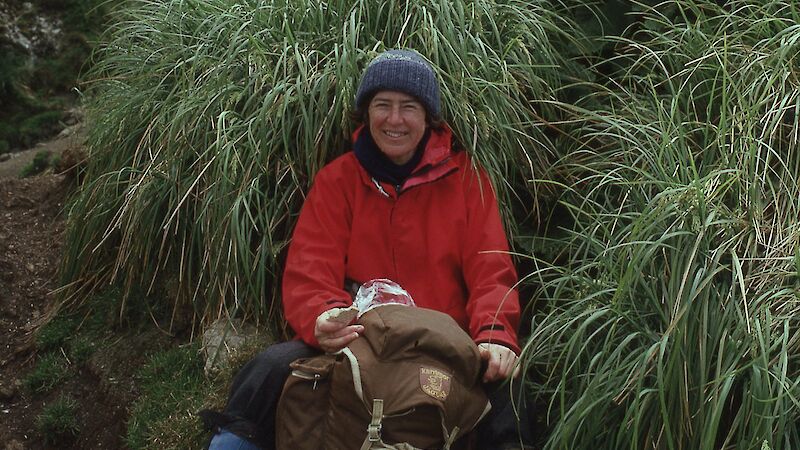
355, 49, 441, 120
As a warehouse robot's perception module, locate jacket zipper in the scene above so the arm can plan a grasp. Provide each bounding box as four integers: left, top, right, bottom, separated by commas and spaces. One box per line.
375, 163, 457, 277
389, 200, 398, 276
371, 178, 389, 198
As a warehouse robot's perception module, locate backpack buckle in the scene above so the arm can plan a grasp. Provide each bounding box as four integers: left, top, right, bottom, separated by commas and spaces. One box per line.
367, 399, 384, 443
367, 423, 382, 442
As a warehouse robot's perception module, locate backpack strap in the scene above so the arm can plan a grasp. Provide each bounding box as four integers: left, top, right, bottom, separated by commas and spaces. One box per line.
360, 399, 385, 450
443, 426, 460, 450
439, 396, 490, 450
359, 399, 439, 450
341, 347, 364, 400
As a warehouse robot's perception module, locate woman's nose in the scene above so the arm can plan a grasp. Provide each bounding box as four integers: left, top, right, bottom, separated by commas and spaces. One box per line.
386, 105, 403, 123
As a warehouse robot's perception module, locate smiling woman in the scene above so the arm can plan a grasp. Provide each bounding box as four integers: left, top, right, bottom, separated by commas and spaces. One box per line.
203, 48, 534, 450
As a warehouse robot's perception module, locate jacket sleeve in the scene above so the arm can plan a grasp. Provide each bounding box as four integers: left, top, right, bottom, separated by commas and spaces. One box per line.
282, 165, 353, 348
461, 162, 521, 354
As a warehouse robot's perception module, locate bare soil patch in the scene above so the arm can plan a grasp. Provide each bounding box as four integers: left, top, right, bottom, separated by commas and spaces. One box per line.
0, 134, 129, 449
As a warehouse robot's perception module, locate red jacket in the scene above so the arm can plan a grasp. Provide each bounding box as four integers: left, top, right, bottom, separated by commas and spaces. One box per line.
282, 125, 521, 353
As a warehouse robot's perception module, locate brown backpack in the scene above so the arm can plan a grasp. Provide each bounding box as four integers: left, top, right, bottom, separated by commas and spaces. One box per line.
276, 304, 490, 450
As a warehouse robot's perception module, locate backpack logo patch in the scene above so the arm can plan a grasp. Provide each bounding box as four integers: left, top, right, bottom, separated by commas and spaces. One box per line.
420, 367, 451, 400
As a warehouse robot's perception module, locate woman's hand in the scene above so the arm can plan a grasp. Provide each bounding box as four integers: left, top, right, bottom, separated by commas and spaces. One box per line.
314, 308, 364, 354
478, 343, 520, 383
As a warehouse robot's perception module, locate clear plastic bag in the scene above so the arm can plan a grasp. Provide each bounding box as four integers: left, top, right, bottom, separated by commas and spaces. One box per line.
353, 279, 415, 317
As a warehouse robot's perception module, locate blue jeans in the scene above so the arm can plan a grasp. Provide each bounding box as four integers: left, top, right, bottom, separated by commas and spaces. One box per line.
201, 341, 319, 449
209, 429, 262, 450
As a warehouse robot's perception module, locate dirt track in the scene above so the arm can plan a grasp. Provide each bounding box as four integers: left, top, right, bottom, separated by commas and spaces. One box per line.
0, 127, 128, 449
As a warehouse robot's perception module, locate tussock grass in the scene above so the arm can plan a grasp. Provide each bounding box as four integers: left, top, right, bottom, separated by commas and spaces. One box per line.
61, 0, 582, 327
37, 395, 80, 445
24, 353, 74, 395
523, 1, 800, 448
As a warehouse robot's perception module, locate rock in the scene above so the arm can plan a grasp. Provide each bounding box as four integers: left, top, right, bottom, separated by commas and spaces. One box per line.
0, 154, 10, 163
201, 318, 271, 377
57, 123, 80, 138
64, 107, 84, 124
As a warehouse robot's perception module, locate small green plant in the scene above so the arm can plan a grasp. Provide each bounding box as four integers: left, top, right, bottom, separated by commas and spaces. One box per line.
0, 0, 111, 153
0, 122, 16, 153
35, 311, 100, 368
23, 352, 73, 395
20, 150, 53, 178
36, 315, 79, 352
50, 153, 62, 171
19, 111, 64, 147
37, 395, 80, 445
68, 337, 96, 365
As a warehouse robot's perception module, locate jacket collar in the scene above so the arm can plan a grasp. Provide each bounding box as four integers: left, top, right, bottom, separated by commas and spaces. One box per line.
352, 124, 458, 196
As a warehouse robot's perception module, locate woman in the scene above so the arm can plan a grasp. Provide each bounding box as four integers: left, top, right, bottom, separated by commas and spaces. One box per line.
205, 49, 532, 450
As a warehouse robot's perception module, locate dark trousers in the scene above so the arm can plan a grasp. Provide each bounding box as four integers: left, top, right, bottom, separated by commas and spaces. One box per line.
202, 340, 534, 450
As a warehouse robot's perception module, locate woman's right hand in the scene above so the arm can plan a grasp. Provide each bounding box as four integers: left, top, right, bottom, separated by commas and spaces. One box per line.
314, 308, 364, 353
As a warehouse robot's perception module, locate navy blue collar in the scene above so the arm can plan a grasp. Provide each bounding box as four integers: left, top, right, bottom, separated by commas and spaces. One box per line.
354, 127, 430, 186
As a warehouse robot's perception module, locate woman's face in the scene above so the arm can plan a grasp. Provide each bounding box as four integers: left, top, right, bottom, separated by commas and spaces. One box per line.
368, 91, 427, 165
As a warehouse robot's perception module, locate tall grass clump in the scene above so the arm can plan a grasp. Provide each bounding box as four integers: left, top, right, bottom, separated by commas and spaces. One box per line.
522, 1, 800, 449
61, 0, 585, 328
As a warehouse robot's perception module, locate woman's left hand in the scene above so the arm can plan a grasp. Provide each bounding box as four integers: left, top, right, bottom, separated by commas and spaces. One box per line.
478, 343, 520, 383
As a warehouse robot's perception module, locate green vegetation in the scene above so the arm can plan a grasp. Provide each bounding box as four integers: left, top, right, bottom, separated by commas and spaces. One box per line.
0, 0, 111, 151
125, 345, 211, 449
520, 1, 800, 448
122, 334, 268, 450
18, 111, 65, 147
23, 352, 73, 395
27, 288, 225, 449
67, 336, 96, 365
25, 306, 102, 395
53, 0, 800, 448
36, 315, 79, 352
122, 325, 270, 450
37, 395, 80, 445
19, 150, 54, 178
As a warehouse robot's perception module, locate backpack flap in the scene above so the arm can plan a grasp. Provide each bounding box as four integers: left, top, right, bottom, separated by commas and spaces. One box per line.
330, 305, 490, 449
359, 305, 484, 384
